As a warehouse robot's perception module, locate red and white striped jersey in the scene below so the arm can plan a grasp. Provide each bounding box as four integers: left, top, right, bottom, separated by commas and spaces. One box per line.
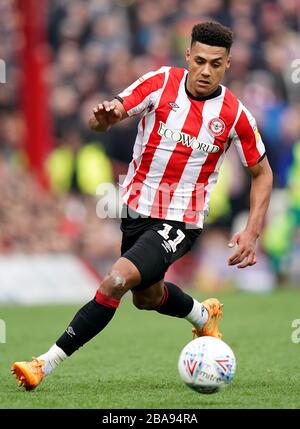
117, 66, 265, 228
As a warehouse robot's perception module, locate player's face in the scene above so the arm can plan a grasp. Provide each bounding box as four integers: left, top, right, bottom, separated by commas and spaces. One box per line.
186, 42, 230, 97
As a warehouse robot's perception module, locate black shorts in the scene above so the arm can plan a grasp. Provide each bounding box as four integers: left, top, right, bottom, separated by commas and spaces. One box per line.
120, 205, 202, 291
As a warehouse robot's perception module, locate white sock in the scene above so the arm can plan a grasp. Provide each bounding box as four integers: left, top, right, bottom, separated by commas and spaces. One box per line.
37, 344, 67, 376
185, 299, 208, 329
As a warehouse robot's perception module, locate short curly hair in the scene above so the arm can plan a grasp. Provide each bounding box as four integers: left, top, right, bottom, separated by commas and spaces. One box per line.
191, 22, 233, 52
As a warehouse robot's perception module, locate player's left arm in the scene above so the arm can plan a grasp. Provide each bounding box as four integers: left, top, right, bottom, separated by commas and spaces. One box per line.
228, 156, 273, 268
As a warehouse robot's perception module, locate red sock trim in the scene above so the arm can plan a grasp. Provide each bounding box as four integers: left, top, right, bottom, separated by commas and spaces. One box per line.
95, 290, 120, 308
157, 285, 169, 308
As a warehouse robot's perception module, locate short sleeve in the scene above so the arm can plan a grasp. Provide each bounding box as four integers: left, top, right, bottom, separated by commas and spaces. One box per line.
116, 67, 167, 117
230, 105, 266, 167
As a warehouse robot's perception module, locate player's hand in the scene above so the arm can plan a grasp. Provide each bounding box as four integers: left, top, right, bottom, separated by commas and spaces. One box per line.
92, 100, 122, 130
227, 230, 257, 269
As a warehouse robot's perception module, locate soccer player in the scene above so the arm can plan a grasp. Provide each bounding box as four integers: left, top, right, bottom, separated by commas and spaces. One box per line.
12, 22, 273, 390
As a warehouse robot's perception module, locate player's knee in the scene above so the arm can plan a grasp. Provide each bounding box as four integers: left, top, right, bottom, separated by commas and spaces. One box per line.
98, 270, 127, 299
98, 260, 141, 299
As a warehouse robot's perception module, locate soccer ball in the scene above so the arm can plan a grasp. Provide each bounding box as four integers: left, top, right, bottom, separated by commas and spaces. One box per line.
178, 336, 236, 394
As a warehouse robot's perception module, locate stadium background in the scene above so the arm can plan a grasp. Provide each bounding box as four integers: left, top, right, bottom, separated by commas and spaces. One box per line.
0, 0, 300, 410
1, 0, 300, 300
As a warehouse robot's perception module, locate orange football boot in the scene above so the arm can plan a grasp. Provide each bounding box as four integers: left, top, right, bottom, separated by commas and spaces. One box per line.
192, 298, 223, 339
11, 358, 45, 391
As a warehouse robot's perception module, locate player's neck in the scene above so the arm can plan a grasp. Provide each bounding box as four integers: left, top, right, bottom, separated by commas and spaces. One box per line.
185, 76, 222, 101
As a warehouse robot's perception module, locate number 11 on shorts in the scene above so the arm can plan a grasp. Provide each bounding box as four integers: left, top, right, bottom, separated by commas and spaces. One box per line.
157, 223, 185, 253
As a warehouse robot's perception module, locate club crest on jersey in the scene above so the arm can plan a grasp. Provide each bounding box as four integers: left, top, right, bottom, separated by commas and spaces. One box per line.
208, 117, 226, 136
158, 121, 220, 154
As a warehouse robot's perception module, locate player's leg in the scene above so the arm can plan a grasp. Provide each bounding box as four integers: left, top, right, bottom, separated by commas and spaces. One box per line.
127, 222, 223, 338
132, 281, 222, 337
11, 256, 141, 390
53, 256, 141, 356
132, 279, 202, 319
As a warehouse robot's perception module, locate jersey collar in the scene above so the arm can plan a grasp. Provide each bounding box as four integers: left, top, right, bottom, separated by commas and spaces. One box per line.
185, 75, 222, 101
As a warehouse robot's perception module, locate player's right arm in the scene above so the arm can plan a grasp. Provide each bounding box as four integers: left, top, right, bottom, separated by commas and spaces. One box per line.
89, 67, 168, 132
89, 99, 128, 132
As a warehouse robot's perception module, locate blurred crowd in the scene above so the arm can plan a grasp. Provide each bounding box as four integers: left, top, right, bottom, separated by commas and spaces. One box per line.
0, 160, 122, 276
0, 0, 300, 289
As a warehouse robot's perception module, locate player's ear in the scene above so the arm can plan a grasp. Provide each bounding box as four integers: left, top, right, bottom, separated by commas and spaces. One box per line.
186, 47, 191, 63
226, 54, 231, 69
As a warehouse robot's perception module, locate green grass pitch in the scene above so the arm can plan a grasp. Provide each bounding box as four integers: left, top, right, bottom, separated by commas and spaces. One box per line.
0, 288, 300, 409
